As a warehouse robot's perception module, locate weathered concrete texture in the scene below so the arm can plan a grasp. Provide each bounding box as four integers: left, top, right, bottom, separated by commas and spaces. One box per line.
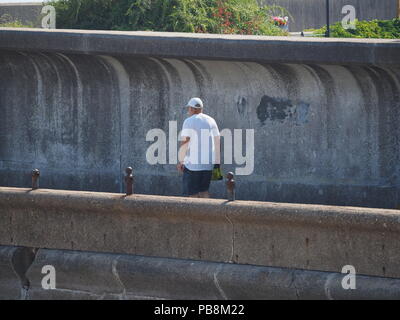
262, 0, 399, 32
1, 29, 400, 65
1, 187, 400, 279
0, 30, 399, 209
0, 3, 43, 27
12, 247, 400, 300
0, 246, 36, 299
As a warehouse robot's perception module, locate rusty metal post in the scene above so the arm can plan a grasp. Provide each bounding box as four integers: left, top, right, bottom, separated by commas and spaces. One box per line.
125, 167, 133, 195
226, 172, 235, 201
32, 169, 40, 190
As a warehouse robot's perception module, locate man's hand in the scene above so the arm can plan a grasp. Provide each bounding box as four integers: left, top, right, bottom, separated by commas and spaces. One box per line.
177, 162, 185, 173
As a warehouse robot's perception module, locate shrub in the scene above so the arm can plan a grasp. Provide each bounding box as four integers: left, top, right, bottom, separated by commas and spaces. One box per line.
311, 18, 400, 39
46, 0, 118, 30
0, 14, 33, 28
47, 0, 290, 35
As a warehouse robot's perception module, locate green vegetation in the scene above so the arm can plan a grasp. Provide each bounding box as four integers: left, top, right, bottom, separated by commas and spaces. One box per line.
310, 18, 400, 39
0, 14, 33, 28
47, 0, 290, 35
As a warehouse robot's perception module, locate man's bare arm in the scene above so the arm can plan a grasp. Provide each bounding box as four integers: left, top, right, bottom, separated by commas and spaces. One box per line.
177, 137, 190, 172
214, 135, 221, 165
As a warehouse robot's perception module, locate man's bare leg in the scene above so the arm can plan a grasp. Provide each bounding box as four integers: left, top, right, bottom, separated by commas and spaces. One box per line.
199, 191, 210, 198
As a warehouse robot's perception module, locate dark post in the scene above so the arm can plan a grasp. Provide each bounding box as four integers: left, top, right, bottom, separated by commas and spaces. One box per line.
226, 172, 235, 201
32, 169, 40, 190
325, 0, 330, 37
398, 0, 400, 19
125, 167, 133, 195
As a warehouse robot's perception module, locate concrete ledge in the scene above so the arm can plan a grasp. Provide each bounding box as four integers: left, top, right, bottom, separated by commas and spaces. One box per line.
1, 187, 400, 279
20, 247, 400, 300
0, 28, 399, 65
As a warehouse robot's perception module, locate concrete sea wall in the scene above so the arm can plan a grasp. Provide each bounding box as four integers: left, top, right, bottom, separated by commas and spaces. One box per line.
0, 187, 399, 299
0, 29, 399, 209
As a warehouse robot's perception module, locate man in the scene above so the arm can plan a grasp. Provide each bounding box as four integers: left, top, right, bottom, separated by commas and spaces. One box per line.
177, 98, 220, 198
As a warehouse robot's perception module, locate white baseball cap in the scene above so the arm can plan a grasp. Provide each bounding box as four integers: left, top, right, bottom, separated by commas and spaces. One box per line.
186, 97, 203, 109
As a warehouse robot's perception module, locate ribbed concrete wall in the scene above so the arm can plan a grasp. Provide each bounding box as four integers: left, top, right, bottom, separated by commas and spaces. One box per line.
262, 0, 399, 32
0, 29, 399, 209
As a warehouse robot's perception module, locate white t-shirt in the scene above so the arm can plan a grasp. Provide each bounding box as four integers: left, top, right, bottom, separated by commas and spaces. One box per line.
181, 113, 220, 171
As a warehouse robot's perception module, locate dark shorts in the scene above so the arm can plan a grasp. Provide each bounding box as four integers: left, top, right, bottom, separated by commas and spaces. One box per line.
182, 167, 212, 196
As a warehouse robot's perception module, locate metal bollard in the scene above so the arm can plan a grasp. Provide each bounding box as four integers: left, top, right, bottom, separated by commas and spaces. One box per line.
32, 169, 40, 190
226, 172, 235, 201
125, 167, 134, 195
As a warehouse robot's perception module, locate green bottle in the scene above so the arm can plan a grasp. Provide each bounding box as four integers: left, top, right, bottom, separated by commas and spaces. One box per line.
212, 164, 223, 181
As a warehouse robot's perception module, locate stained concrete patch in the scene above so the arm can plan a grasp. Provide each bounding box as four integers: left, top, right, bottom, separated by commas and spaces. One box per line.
256, 95, 310, 125
236, 96, 247, 115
